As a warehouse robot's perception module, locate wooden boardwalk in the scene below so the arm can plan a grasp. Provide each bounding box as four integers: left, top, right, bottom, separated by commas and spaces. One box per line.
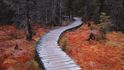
36, 17, 82, 70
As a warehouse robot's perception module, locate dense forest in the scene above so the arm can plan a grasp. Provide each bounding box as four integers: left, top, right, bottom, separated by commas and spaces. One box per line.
0, 0, 124, 31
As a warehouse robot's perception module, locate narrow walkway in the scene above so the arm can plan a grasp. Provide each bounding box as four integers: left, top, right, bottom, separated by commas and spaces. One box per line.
36, 17, 83, 70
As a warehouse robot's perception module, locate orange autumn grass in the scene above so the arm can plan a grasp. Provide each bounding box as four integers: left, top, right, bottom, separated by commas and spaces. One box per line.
0, 24, 48, 70
62, 24, 124, 70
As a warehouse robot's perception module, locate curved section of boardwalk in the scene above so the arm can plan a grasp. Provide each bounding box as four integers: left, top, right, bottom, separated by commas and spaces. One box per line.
36, 17, 83, 70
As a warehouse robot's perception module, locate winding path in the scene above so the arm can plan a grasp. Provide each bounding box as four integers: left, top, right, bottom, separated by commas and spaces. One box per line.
36, 17, 83, 70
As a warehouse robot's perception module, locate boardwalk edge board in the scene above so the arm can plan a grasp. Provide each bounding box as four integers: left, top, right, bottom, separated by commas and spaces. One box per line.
36, 17, 83, 70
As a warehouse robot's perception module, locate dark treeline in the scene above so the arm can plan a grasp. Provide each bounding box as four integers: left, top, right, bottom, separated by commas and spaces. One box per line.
0, 0, 124, 31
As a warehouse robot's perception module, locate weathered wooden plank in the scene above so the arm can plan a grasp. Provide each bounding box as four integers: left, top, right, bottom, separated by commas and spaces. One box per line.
36, 17, 82, 70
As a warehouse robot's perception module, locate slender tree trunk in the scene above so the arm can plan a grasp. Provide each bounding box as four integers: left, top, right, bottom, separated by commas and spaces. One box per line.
45, 8, 48, 25
26, 0, 33, 41
52, 0, 56, 24
59, 0, 62, 24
